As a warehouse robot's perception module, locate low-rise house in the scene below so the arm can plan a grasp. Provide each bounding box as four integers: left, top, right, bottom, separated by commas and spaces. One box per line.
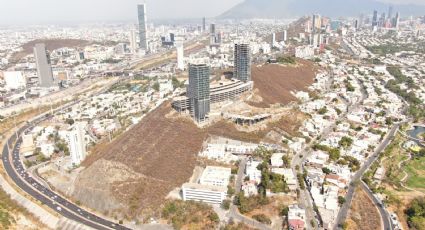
271, 153, 285, 167
245, 158, 262, 184
242, 181, 258, 197
287, 204, 306, 230
271, 168, 297, 190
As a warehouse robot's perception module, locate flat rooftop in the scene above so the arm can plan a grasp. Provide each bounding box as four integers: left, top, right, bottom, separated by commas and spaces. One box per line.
199, 166, 231, 183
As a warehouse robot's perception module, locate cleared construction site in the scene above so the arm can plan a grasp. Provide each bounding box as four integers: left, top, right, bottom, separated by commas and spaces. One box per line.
66, 61, 317, 217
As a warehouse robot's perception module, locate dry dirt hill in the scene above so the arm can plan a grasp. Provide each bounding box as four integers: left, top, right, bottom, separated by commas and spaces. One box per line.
250, 59, 318, 107
10, 39, 92, 63
73, 61, 317, 217
346, 186, 382, 230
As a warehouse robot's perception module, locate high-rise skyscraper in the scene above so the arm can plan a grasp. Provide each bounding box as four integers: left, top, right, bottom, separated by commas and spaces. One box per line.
271, 33, 276, 47
372, 10, 379, 27
137, 4, 148, 51
66, 122, 87, 166
33, 43, 54, 88
359, 14, 364, 28
202, 17, 206, 32
312, 14, 321, 33
234, 43, 251, 82
210, 24, 216, 45
176, 38, 184, 70
388, 6, 393, 20
283, 30, 288, 42
129, 30, 137, 54
394, 12, 400, 29
188, 64, 210, 123
379, 13, 386, 27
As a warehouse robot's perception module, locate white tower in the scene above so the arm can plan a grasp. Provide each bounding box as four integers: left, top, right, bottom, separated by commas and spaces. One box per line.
176, 38, 184, 70
283, 30, 288, 42
66, 122, 86, 166
129, 30, 138, 54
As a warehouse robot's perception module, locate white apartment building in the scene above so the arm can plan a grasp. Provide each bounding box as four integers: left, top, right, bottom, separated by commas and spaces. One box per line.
2, 71, 26, 90
245, 159, 262, 184
181, 183, 227, 204
65, 122, 87, 166
199, 166, 231, 187
181, 166, 231, 204
270, 153, 285, 167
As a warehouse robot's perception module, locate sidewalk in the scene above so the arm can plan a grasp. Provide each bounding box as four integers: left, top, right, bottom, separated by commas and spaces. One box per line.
0, 174, 60, 229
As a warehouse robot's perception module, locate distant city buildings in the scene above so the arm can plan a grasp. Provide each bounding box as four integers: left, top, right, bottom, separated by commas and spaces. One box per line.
34, 43, 54, 88
234, 43, 251, 82
370, 9, 400, 30
137, 4, 148, 51
188, 63, 210, 123
202, 17, 206, 32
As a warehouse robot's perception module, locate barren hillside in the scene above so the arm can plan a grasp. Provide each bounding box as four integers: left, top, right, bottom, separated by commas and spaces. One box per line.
73, 61, 317, 216
10, 39, 92, 62
250, 59, 317, 107
346, 186, 382, 230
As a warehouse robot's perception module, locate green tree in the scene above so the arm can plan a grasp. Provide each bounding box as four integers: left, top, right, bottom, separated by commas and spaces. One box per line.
152, 82, 160, 92
338, 196, 346, 205
221, 199, 231, 210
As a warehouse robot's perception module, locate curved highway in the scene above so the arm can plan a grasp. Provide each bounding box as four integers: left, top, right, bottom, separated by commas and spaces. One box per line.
2, 105, 132, 230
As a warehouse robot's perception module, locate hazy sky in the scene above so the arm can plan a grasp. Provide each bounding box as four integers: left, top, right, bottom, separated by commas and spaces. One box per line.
0, 0, 424, 25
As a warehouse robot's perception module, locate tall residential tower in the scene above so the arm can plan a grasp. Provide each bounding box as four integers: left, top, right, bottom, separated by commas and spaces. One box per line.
234, 43, 251, 82
66, 122, 87, 166
137, 4, 148, 51
176, 38, 184, 70
188, 64, 210, 123
33, 43, 54, 88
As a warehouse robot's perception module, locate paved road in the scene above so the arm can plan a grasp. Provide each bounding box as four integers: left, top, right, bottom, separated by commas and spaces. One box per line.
290, 71, 367, 229
227, 205, 272, 230
334, 124, 400, 230
2, 86, 133, 229
360, 181, 393, 230
235, 157, 247, 194
3, 125, 128, 229
289, 68, 341, 229
228, 156, 272, 230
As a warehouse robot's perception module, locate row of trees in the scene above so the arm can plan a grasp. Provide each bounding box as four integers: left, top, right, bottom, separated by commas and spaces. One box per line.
405, 197, 425, 230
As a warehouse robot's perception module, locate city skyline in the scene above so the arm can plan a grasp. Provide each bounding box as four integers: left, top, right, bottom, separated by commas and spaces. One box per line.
0, 0, 424, 229
1, 0, 425, 25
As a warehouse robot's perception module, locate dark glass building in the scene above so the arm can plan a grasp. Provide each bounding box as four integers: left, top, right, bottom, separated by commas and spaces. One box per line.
234, 43, 251, 82
33, 43, 54, 88
138, 4, 148, 51
188, 64, 210, 122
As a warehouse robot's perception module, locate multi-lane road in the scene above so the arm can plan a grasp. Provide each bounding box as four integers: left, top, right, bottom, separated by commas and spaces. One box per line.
335, 123, 402, 230
1, 91, 132, 230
